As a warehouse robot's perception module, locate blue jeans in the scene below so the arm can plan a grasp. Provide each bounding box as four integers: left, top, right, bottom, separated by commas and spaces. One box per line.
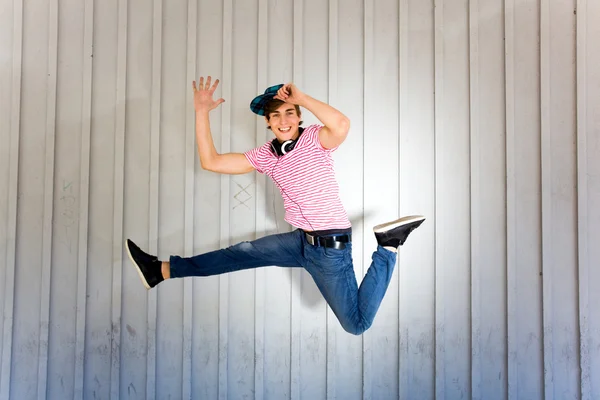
169, 229, 397, 335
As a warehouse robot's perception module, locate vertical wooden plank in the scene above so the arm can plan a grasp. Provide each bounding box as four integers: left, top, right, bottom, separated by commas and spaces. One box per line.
435, 0, 472, 397
540, 0, 554, 400
474, 0, 507, 397
85, 1, 119, 397
540, 0, 555, 398
541, 0, 580, 398
398, 0, 409, 397
37, 0, 58, 397
11, 0, 50, 394
398, 1, 436, 398
111, 0, 128, 396
326, 0, 338, 398
469, 0, 482, 397
183, 0, 197, 398
333, 0, 364, 396
49, 1, 89, 395
255, 0, 267, 398
0, 0, 22, 398
219, 0, 232, 397
0, 0, 9, 376
362, 0, 373, 397
0, 0, 10, 385
229, 0, 258, 396
146, 0, 162, 398
505, 0, 518, 397
155, 0, 185, 394
512, 1, 544, 398
368, 0, 400, 395
192, 0, 221, 397
296, 0, 333, 394
433, 0, 445, 397
121, 0, 155, 395
576, 1, 590, 399
581, 1, 600, 396
290, 1, 303, 399
295, 0, 342, 390
121, 0, 157, 395
73, 0, 94, 397
263, 1, 293, 397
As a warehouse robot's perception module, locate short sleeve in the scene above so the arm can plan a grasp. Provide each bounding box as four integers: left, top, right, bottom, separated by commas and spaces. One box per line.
302, 124, 339, 153
244, 142, 272, 174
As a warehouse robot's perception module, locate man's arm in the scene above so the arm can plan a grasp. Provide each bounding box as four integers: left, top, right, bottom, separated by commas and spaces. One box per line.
202, 152, 254, 175
274, 84, 350, 149
193, 77, 255, 175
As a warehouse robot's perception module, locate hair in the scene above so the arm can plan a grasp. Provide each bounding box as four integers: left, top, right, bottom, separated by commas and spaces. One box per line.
264, 99, 303, 129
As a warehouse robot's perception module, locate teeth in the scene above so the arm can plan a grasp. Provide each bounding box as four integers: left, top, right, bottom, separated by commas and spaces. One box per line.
279, 127, 290, 132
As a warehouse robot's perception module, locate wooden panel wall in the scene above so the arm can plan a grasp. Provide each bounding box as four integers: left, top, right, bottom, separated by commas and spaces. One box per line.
0, 0, 597, 399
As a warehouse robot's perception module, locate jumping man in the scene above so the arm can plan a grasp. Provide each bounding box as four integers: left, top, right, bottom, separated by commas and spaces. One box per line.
126, 76, 425, 335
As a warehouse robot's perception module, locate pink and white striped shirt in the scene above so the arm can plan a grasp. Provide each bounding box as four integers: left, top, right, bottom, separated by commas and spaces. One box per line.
244, 124, 351, 231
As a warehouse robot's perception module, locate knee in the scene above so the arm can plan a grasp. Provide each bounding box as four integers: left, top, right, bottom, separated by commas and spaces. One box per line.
231, 241, 251, 249
341, 319, 372, 336
228, 241, 254, 254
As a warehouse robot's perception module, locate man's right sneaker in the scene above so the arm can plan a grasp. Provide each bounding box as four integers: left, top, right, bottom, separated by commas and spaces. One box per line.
373, 215, 425, 248
125, 239, 164, 289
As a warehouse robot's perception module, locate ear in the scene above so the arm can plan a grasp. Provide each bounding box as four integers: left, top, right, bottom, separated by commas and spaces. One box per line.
264, 116, 271, 130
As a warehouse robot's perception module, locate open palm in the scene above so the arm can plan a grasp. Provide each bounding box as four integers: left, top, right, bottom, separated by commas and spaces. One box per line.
192, 76, 225, 112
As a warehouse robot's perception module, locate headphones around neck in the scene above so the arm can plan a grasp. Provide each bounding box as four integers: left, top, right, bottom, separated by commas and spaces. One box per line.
270, 127, 304, 157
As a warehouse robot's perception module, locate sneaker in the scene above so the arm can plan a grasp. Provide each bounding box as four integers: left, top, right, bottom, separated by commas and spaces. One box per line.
125, 239, 164, 289
373, 215, 425, 248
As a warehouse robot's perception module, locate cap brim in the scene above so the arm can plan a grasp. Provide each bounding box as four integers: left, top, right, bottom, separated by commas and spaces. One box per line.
250, 84, 284, 115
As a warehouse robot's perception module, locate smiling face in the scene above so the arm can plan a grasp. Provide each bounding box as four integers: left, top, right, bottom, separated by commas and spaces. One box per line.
265, 101, 302, 142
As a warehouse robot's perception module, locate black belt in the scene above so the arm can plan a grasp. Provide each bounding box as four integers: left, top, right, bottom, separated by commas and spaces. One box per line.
304, 232, 352, 249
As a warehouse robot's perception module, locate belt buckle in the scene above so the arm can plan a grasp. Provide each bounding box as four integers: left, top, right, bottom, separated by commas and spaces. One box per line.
305, 232, 315, 246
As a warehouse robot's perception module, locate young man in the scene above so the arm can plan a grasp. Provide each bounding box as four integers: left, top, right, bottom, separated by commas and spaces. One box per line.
126, 76, 425, 335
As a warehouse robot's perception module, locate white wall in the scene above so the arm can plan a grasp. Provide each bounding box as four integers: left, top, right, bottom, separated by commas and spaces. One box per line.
1, 0, 598, 399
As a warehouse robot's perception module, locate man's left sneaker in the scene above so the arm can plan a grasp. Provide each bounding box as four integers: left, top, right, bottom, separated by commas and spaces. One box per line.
373, 215, 425, 248
125, 239, 164, 289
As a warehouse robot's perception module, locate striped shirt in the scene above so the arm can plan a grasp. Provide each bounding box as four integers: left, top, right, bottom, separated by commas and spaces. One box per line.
244, 124, 351, 231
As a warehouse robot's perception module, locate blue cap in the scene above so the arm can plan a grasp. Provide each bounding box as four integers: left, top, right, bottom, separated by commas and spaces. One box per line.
250, 84, 284, 116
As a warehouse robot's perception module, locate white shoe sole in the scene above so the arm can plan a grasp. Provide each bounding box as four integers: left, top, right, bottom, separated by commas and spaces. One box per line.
125, 240, 151, 290
373, 215, 425, 233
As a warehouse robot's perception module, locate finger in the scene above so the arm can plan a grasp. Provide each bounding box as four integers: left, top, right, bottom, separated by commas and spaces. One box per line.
192, 80, 196, 90
210, 79, 220, 93
199, 77, 204, 89
205, 76, 212, 90
277, 88, 287, 99
216, 98, 225, 106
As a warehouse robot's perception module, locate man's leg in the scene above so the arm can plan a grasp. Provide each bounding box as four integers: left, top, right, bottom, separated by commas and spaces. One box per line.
303, 243, 397, 335
304, 215, 425, 335
126, 229, 304, 289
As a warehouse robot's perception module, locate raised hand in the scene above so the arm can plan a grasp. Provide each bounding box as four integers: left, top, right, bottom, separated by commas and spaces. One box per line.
192, 76, 225, 112
273, 83, 306, 106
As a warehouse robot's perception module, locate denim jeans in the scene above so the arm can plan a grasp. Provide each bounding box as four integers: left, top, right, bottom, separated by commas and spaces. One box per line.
169, 228, 397, 335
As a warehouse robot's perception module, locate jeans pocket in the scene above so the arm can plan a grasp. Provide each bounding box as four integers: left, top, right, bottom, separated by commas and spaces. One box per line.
322, 246, 346, 260
319, 245, 352, 269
